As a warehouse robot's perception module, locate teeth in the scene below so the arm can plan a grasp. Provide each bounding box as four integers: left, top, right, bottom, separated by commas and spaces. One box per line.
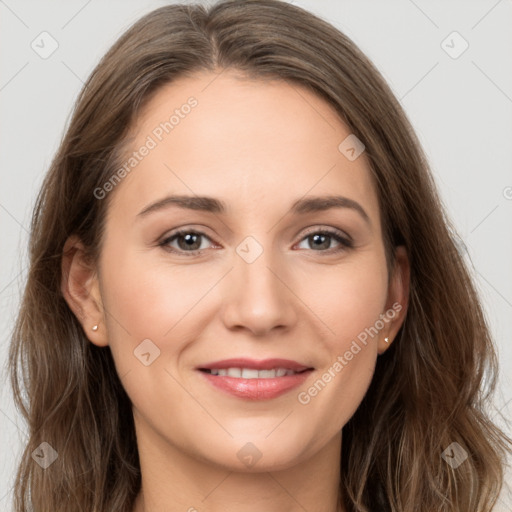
208, 368, 297, 378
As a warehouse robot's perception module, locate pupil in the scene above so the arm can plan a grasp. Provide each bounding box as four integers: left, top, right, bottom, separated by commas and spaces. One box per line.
312, 234, 329, 249
180, 233, 200, 250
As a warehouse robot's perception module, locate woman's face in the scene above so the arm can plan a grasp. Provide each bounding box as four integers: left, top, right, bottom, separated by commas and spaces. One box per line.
70, 70, 408, 472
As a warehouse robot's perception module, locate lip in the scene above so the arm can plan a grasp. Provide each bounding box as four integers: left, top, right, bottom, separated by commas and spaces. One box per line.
196, 358, 315, 401
197, 358, 312, 372
198, 370, 313, 400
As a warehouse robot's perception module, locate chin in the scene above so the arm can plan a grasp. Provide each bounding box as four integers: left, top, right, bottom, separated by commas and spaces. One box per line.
193, 437, 310, 473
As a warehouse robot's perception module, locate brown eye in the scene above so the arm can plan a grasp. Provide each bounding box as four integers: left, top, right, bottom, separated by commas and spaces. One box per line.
160, 230, 213, 254
296, 229, 353, 253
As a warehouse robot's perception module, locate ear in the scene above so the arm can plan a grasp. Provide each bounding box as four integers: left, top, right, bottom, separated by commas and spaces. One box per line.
377, 245, 410, 355
61, 235, 108, 347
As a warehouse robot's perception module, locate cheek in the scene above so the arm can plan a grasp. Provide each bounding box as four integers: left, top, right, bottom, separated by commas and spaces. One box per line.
99, 244, 221, 363
295, 252, 388, 427
97, 248, 218, 419
308, 252, 389, 344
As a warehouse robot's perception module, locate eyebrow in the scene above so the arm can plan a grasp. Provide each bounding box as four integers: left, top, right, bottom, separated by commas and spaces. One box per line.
136, 194, 371, 226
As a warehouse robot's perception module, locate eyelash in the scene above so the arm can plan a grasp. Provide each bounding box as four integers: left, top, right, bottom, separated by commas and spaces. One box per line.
158, 227, 354, 256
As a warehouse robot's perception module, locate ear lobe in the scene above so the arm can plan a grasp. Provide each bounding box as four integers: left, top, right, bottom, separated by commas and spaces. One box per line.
61, 235, 108, 347
377, 245, 410, 354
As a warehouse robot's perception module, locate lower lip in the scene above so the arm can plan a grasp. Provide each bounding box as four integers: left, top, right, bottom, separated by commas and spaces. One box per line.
198, 370, 313, 400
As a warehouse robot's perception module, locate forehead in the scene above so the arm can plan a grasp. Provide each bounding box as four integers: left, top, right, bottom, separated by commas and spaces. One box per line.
107, 70, 380, 226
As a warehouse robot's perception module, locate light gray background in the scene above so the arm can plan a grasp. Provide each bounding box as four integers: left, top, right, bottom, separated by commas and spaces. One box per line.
1, 0, 511, 510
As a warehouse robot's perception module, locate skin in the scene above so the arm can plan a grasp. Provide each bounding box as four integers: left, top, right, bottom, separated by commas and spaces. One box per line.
62, 69, 409, 512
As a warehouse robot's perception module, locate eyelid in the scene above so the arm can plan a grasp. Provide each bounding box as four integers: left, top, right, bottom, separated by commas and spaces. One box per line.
299, 225, 353, 243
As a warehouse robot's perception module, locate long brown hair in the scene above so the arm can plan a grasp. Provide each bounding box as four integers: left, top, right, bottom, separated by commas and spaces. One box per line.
9, 1, 511, 510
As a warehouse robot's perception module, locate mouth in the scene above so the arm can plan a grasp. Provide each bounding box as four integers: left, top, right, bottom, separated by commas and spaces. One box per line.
198, 367, 312, 378
197, 357, 313, 373
196, 358, 314, 400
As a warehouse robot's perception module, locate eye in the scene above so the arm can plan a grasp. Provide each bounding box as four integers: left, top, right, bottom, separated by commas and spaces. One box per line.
159, 229, 214, 254
295, 228, 353, 253
158, 227, 353, 256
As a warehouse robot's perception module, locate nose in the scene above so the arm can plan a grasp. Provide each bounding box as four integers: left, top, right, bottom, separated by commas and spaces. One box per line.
220, 242, 298, 337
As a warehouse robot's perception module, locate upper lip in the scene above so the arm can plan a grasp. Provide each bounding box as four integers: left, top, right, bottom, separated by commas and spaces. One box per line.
197, 358, 313, 372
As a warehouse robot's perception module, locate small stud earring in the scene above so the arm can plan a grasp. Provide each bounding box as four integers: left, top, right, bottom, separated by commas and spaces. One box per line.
92, 325, 98, 331
384, 337, 389, 343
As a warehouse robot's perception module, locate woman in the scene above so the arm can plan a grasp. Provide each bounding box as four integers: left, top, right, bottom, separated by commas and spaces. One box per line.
8, 0, 511, 510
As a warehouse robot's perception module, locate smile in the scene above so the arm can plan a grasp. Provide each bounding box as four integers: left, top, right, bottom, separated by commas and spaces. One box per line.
201, 367, 304, 378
